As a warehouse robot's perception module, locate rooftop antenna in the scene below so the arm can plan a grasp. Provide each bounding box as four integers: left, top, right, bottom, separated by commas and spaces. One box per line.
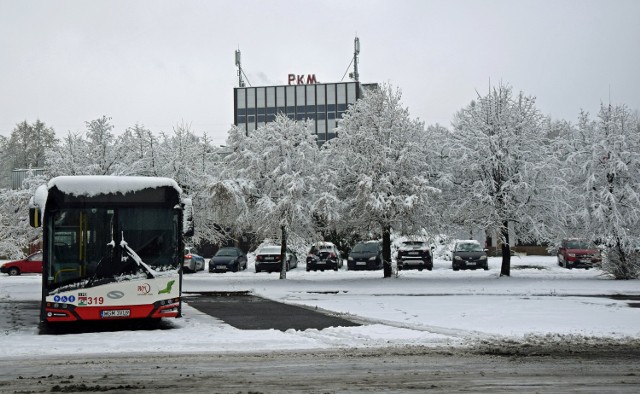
235, 49, 251, 87
235, 49, 245, 87
350, 36, 360, 82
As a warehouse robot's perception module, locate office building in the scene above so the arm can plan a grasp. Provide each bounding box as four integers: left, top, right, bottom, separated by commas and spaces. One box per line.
233, 81, 366, 145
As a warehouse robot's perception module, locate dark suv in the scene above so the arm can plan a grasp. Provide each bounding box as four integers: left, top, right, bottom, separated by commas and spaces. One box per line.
452, 240, 489, 271
306, 242, 342, 271
347, 241, 383, 270
396, 241, 433, 271
557, 238, 601, 269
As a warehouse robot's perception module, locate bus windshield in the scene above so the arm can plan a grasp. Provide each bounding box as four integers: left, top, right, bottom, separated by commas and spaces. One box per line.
49, 207, 179, 290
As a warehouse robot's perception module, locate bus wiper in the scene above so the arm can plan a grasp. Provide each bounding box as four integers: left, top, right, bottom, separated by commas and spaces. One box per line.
120, 237, 157, 279
86, 240, 116, 287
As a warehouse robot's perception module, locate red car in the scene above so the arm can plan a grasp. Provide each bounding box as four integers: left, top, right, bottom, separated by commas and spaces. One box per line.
557, 239, 601, 269
0, 251, 43, 275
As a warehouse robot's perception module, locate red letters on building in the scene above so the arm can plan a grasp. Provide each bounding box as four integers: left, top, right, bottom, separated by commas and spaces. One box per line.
287, 74, 318, 85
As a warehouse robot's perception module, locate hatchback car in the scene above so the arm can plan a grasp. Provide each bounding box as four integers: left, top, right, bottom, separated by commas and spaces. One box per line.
306, 242, 342, 271
347, 241, 383, 270
557, 238, 601, 269
1, 251, 43, 276
209, 247, 248, 273
396, 241, 433, 271
255, 245, 298, 273
183, 247, 205, 273
452, 240, 489, 271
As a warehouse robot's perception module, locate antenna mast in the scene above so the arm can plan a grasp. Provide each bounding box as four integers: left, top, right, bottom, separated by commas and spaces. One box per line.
351, 36, 360, 82
235, 49, 245, 88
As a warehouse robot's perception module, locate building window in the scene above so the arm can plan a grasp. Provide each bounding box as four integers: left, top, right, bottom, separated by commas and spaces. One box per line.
306, 85, 316, 105
326, 84, 336, 105
247, 88, 256, 108
237, 89, 246, 109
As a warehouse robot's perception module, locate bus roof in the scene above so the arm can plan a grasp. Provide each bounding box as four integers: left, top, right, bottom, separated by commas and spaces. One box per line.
33, 176, 182, 211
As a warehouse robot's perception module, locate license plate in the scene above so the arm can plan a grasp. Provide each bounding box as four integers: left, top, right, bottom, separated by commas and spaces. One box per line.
465, 261, 476, 266
317, 261, 326, 264
356, 261, 366, 266
409, 251, 419, 255
216, 265, 227, 269
264, 257, 274, 261
101, 310, 130, 318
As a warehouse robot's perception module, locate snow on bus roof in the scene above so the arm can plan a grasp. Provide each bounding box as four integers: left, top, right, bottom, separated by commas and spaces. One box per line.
49, 176, 182, 197
33, 176, 182, 211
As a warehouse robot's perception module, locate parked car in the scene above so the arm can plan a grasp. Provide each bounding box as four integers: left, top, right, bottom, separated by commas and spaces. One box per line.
1, 251, 43, 276
557, 238, 601, 269
306, 242, 343, 271
183, 247, 205, 273
255, 245, 298, 273
347, 241, 383, 270
396, 241, 433, 271
451, 240, 489, 271
209, 247, 248, 273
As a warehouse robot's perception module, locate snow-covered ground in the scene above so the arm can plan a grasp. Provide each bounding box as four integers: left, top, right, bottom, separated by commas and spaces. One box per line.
1, 255, 639, 359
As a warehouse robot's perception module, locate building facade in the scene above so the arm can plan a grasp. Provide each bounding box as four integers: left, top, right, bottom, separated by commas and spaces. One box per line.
234, 81, 363, 145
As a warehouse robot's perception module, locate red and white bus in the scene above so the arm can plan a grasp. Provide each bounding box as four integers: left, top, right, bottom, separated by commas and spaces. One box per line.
29, 176, 192, 324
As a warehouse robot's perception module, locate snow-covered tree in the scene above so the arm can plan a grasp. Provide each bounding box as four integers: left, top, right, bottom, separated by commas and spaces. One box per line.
115, 123, 161, 176
45, 116, 122, 177
443, 84, 555, 276
155, 122, 220, 247
208, 116, 323, 279
0, 174, 46, 258
0, 120, 57, 187
563, 104, 640, 279
325, 84, 440, 277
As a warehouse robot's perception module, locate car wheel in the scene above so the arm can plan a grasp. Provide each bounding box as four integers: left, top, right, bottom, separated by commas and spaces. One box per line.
8, 267, 20, 276
484, 264, 489, 271
453, 265, 459, 271
232, 263, 239, 273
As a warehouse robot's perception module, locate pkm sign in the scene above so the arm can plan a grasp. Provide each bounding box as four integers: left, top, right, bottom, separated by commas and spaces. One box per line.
288, 74, 318, 85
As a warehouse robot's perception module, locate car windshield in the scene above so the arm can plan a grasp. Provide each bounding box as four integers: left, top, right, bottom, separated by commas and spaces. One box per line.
456, 242, 483, 252
566, 240, 595, 249
401, 241, 425, 248
259, 246, 281, 254
352, 243, 378, 253
310, 244, 332, 252
216, 248, 238, 257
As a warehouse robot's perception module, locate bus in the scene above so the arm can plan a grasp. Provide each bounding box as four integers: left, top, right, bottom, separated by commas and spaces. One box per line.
29, 176, 193, 324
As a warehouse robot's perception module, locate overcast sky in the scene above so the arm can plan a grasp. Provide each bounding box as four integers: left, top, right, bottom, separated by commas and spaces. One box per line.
1, 0, 639, 146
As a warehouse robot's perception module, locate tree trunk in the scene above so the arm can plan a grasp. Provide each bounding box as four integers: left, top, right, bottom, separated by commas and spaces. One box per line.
382, 224, 392, 278
279, 225, 287, 280
500, 221, 511, 277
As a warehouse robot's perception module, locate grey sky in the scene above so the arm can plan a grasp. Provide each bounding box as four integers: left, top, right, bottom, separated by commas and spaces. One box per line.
1, 0, 639, 146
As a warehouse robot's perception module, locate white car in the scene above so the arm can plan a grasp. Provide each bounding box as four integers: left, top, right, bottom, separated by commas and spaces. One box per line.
183, 247, 205, 272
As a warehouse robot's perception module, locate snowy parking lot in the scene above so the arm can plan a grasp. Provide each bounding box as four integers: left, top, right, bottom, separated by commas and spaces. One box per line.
1, 255, 639, 359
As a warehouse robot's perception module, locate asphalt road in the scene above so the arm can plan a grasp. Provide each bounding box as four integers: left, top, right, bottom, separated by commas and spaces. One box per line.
1, 346, 639, 393
184, 293, 360, 331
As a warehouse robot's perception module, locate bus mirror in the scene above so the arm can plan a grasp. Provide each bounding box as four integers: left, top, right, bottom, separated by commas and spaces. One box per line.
182, 201, 194, 237
184, 220, 194, 237
29, 207, 41, 228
